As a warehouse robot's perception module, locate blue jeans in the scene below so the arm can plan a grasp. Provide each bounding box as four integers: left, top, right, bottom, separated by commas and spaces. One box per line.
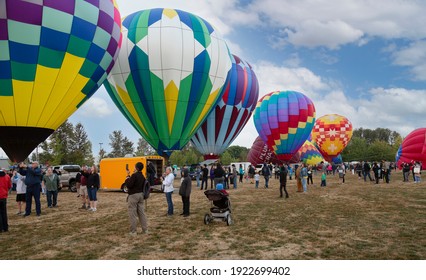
233, 176, 237, 189
255, 181, 259, 188
88, 187, 98, 201
196, 176, 200, 187
46, 190, 58, 207
302, 177, 307, 192
165, 191, 173, 215
25, 184, 41, 215
264, 176, 269, 188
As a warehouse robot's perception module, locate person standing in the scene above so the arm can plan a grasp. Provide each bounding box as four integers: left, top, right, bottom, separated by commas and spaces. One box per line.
42, 167, 60, 208
200, 164, 208, 190
209, 165, 216, 189
0, 168, 12, 233
162, 167, 175, 216
338, 163, 346, 184
279, 165, 289, 198
307, 165, 313, 185
125, 162, 148, 236
13, 169, 26, 215
413, 162, 421, 183
195, 165, 201, 188
248, 165, 255, 184
239, 164, 244, 183
87, 165, 100, 212
300, 163, 308, 192
295, 165, 303, 192
213, 163, 225, 188
261, 163, 271, 188
179, 168, 192, 217
320, 172, 327, 187
21, 162, 42, 217
231, 164, 238, 189
79, 166, 90, 209
254, 171, 260, 189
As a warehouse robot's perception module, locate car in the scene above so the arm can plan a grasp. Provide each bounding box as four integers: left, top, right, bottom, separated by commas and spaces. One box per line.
52, 165, 81, 192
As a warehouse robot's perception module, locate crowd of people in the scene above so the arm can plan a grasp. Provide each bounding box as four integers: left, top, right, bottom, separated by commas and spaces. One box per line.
0, 158, 422, 236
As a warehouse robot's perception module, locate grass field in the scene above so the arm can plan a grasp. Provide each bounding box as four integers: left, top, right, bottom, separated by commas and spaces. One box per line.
1, 170, 425, 260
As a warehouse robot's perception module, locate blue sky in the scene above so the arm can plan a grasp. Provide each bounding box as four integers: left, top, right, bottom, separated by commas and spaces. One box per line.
3, 0, 426, 159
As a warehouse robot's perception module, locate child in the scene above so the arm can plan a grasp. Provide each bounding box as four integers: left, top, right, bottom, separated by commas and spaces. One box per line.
321, 172, 326, 187
254, 171, 260, 189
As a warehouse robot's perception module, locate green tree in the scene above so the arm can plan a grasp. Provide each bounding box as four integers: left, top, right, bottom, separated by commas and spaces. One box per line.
108, 130, 134, 157
220, 151, 236, 165
69, 122, 94, 165
227, 146, 249, 161
135, 137, 155, 156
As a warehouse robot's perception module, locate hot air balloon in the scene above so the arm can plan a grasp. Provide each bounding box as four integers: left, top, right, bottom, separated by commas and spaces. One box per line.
253, 91, 316, 162
297, 140, 324, 165
331, 154, 343, 164
104, 8, 232, 159
311, 114, 353, 161
396, 128, 426, 168
191, 55, 259, 159
247, 136, 280, 166
0, 0, 122, 162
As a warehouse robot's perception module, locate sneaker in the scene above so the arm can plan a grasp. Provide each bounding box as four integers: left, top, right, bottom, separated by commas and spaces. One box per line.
87, 208, 93, 211
16, 211, 22, 215
142, 229, 149, 234
92, 208, 97, 212
80, 205, 86, 209
129, 232, 137, 236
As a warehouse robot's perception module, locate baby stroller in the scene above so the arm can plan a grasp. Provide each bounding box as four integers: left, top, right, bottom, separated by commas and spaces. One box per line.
203, 184, 232, 226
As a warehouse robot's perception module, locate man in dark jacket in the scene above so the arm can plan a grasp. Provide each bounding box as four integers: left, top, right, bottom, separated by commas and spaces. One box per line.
279, 165, 289, 198
20, 162, 42, 217
179, 168, 192, 217
200, 164, 208, 190
126, 162, 148, 236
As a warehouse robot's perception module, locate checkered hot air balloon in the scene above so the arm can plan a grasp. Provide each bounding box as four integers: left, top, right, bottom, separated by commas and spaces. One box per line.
253, 91, 316, 162
104, 8, 232, 158
191, 55, 259, 159
311, 114, 353, 161
0, 0, 122, 161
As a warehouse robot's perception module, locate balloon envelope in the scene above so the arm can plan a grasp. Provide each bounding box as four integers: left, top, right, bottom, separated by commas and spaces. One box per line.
396, 128, 426, 168
104, 8, 232, 157
297, 140, 324, 165
311, 114, 353, 161
247, 136, 280, 166
253, 90, 316, 162
0, 0, 122, 161
191, 55, 259, 159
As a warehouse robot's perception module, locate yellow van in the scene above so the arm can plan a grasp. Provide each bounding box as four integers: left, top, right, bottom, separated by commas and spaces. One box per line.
99, 156, 164, 192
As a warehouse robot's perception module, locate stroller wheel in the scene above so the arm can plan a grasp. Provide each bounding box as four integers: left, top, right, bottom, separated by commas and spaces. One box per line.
226, 214, 232, 226
204, 214, 211, 225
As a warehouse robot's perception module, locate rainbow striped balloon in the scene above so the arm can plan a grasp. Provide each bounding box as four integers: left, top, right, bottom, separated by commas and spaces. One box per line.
253, 91, 316, 162
191, 55, 259, 159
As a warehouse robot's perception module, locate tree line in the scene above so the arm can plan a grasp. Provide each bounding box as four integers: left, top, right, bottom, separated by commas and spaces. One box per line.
32, 121, 401, 166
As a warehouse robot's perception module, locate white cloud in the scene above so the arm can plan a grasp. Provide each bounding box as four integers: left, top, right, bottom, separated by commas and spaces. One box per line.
284, 20, 364, 49
76, 96, 113, 118
253, 61, 330, 99
249, 0, 426, 48
392, 40, 426, 81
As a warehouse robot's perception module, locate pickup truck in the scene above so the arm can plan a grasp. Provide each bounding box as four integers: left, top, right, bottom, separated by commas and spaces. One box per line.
52, 165, 81, 192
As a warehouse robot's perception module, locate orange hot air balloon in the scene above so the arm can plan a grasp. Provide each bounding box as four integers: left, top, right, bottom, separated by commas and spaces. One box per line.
311, 114, 353, 161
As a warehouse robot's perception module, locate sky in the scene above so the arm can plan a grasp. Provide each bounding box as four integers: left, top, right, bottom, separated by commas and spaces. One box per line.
2, 0, 426, 159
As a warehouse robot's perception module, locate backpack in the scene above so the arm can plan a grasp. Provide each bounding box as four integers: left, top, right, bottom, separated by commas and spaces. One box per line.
143, 179, 151, 200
